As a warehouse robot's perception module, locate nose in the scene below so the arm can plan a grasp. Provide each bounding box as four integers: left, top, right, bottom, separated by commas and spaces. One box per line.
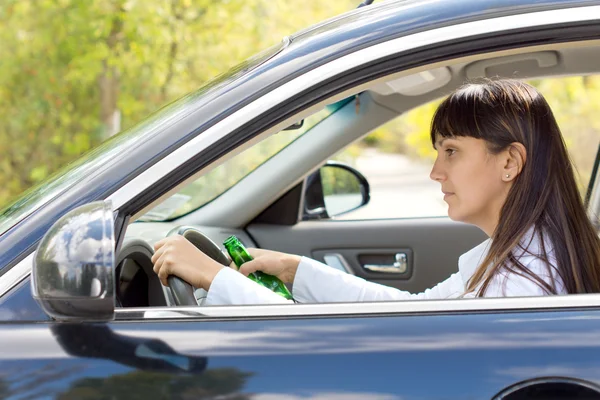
429, 156, 445, 182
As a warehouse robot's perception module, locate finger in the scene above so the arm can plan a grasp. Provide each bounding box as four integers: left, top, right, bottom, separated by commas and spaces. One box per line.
153, 251, 169, 283
151, 244, 166, 266
238, 259, 262, 276
158, 265, 169, 287
246, 248, 262, 257
156, 254, 173, 287
153, 237, 171, 252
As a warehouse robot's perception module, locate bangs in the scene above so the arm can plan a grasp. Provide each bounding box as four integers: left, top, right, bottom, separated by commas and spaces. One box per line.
430, 85, 490, 148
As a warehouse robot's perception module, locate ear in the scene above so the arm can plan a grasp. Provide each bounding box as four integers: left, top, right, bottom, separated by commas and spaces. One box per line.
501, 142, 526, 182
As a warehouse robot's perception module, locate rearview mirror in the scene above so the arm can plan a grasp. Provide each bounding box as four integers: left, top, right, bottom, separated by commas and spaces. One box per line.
303, 161, 370, 220
32, 201, 115, 321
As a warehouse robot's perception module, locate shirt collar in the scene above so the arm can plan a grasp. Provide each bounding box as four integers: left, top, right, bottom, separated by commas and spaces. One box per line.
458, 238, 492, 286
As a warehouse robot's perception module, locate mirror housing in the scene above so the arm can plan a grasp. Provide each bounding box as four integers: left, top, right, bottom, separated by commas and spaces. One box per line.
303, 161, 370, 220
32, 201, 115, 321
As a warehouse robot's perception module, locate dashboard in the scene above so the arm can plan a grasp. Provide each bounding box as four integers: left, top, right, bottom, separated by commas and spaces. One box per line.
115, 222, 256, 307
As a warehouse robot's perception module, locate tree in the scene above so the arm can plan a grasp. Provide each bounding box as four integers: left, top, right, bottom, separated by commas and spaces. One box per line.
0, 0, 357, 209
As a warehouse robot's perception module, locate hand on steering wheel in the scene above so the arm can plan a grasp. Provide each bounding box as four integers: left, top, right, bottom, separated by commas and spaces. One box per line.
152, 226, 231, 306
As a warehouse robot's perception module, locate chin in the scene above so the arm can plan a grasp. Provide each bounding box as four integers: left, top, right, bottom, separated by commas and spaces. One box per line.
447, 208, 467, 223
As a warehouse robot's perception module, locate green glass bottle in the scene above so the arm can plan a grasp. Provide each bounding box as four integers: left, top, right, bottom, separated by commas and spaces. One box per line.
223, 235, 293, 300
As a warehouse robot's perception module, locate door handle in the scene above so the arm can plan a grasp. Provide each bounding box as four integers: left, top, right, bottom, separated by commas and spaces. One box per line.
363, 253, 407, 273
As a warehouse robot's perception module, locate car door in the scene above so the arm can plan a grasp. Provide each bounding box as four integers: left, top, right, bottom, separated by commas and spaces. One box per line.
4, 279, 600, 399
248, 213, 486, 294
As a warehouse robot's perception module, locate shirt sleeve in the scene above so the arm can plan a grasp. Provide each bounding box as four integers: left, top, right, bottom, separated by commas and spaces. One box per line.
292, 257, 464, 303
205, 267, 294, 306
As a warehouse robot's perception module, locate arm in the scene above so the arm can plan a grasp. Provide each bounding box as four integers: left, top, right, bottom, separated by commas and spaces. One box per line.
292, 257, 465, 303
152, 237, 294, 305
205, 268, 294, 305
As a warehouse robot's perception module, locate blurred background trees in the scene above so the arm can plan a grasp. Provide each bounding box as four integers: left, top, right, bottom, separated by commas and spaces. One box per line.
0, 0, 598, 210
0, 0, 355, 207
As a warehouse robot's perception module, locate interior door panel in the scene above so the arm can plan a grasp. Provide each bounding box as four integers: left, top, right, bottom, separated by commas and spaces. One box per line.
312, 248, 414, 280
247, 218, 487, 293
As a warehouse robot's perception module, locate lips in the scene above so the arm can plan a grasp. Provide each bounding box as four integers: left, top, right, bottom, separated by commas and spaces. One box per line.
442, 191, 455, 200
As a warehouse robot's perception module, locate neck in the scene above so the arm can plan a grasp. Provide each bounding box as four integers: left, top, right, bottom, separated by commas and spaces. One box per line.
480, 192, 508, 237
471, 212, 499, 238
481, 222, 496, 238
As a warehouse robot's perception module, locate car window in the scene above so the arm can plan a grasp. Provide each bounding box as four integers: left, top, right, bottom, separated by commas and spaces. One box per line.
332, 76, 600, 220
0, 42, 287, 237
140, 97, 354, 221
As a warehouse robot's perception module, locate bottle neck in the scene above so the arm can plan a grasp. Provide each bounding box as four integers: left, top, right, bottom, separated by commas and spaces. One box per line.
228, 245, 252, 267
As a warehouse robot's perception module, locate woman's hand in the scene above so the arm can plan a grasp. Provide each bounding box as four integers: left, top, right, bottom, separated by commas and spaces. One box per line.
238, 248, 301, 284
151, 235, 224, 290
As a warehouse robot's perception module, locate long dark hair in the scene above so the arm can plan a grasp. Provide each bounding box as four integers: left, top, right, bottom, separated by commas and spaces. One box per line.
430, 78, 600, 296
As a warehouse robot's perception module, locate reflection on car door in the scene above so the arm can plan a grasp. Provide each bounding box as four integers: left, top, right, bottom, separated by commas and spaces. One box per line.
3, 308, 600, 398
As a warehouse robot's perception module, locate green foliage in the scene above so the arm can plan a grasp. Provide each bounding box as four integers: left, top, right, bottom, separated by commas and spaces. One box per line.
0, 0, 356, 208
321, 166, 361, 196
530, 76, 600, 191
2, 2, 598, 210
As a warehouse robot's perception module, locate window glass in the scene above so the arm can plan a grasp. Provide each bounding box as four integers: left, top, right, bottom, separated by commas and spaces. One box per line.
139, 98, 353, 221
333, 76, 600, 220
0, 42, 286, 237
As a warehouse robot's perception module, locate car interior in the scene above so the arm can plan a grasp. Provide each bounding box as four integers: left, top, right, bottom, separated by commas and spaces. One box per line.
114, 40, 600, 309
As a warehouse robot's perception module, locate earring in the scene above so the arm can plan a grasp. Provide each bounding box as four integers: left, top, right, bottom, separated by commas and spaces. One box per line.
506, 174, 510, 178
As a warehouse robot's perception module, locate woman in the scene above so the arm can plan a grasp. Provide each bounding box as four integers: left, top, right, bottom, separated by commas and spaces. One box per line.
152, 79, 600, 305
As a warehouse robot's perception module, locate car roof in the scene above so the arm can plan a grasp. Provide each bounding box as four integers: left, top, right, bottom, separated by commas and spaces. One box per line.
290, 0, 598, 45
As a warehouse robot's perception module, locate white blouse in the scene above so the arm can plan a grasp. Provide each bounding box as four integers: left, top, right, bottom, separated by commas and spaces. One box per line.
204, 231, 566, 306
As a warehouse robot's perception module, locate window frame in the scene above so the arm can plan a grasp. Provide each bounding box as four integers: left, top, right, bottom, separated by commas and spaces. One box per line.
113, 293, 600, 321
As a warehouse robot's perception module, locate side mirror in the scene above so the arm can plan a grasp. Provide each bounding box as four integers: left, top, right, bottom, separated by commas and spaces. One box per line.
303, 161, 370, 220
32, 201, 115, 321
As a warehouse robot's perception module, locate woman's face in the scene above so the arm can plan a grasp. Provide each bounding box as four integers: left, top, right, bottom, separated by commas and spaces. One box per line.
430, 136, 510, 235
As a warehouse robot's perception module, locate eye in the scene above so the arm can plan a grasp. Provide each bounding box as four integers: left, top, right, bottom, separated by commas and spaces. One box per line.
445, 148, 456, 156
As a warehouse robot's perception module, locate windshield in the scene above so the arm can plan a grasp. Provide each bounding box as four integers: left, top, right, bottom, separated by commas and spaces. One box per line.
140, 97, 354, 221
0, 43, 285, 237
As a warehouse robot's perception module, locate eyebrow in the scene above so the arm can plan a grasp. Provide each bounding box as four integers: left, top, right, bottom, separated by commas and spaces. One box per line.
434, 138, 447, 150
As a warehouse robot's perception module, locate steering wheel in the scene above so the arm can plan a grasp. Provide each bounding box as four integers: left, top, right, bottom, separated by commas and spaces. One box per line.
165, 226, 231, 306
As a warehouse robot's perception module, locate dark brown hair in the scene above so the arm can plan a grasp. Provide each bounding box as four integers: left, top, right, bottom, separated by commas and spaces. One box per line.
430, 78, 600, 296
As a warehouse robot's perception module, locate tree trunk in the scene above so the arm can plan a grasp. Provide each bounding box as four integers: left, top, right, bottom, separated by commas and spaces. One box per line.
99, 2, 124, 138
99, 60, 120, 138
